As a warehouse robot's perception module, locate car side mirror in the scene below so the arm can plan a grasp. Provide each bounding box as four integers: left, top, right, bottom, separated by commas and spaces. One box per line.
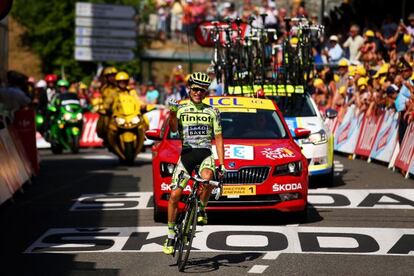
294, 128, 311, 139
325, 108, 338, 119
145, 129, 162, 141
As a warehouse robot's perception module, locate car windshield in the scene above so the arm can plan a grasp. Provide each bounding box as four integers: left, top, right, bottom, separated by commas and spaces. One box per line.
169, 110, 288, 139
269, 94, 317, 117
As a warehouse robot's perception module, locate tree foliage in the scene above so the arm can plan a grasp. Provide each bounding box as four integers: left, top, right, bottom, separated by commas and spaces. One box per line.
11, 0, 146, 83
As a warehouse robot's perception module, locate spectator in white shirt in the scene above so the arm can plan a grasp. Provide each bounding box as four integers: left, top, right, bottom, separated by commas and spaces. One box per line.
343, 24, 364, 62
323, 35, 344, 64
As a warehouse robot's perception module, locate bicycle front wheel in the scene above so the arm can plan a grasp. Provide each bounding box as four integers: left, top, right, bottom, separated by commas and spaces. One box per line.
177, 198, 198, 272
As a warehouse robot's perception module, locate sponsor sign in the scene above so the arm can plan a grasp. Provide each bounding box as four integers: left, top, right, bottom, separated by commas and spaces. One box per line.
369, 110, 399, 163
71, 192, 153, 211
194, 21, 248, 47
222, 185, 256, 196
309, 189, 414, 209
26, 226, 414, 256
80, 112, 103, 147
394, 122, 414, 172
213, 144, 254, 160
261, 147, 295, 160
334, 105, 363, 154
272, 183, 302, 192
70, 190, 414, 211
354, 112, 384, 157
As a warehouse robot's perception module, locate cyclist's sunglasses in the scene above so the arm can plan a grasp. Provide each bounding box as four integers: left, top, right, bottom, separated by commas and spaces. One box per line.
191, 87, 208, 93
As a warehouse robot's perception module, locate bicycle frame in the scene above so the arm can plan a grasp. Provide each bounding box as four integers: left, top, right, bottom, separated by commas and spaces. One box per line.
173, 171, 221, 272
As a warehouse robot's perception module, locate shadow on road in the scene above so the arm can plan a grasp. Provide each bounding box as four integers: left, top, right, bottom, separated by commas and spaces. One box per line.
172, 253, 262, 273
0, 150, 145, 274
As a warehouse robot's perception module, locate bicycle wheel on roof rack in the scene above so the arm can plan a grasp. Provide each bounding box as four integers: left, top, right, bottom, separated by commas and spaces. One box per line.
176, 197, 198, 272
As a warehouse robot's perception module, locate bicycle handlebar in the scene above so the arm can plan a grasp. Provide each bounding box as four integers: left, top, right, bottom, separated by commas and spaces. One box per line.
178, 171, 222, 200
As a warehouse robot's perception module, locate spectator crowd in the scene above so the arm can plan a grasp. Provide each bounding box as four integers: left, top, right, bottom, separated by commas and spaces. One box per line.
2, 0, 414, 147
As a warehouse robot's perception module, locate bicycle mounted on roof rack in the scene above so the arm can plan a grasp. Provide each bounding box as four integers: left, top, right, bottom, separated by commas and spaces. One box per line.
201, 16, 324, 98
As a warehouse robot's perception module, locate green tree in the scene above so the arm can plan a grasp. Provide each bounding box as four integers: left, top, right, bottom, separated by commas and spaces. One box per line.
11, 0, 146, 84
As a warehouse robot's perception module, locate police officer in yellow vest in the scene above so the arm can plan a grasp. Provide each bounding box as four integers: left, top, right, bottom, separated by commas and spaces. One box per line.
97, 66, 118, 140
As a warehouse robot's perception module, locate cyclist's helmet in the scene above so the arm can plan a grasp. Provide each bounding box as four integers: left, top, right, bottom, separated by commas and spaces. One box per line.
188, 72, 211, 90
45, 74, 58, 83
57, 79, 70, 87
103, 66, 118, 76
115, 72, 129, 81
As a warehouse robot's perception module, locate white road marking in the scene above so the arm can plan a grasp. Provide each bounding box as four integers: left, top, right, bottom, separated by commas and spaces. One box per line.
25, 226, 414, 256
333, 160, 344, 172
262, 252, 281, 260
81, 155, 116, 160
70, 189, 414, 211
248, 265, 269, 274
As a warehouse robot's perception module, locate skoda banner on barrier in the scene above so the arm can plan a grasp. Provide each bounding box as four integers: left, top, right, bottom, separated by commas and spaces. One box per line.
354, 112, 384, 158
369, 110, 399, 163
334, 105, 364, 154
394, 122, 414, 173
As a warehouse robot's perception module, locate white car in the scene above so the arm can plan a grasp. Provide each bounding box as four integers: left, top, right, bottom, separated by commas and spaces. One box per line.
270, 93, 337, 185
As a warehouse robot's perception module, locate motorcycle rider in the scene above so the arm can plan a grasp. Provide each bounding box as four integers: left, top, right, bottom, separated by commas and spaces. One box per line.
97, 66, 118, 140
162, 72, 225, 255
45, 79, 79, 140
44, 74, 58, 103
106, 71, 148, 153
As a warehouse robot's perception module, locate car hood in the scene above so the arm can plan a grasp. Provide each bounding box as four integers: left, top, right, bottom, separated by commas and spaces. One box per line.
214, 139, 303, 167
157, 139, 303, 168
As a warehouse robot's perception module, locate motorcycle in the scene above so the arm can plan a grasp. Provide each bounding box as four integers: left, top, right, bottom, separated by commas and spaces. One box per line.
106, 93, 149, 165
48, 99, 83, 154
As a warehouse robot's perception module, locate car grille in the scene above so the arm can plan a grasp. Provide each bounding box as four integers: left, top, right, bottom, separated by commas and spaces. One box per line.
223, 166, 270, 184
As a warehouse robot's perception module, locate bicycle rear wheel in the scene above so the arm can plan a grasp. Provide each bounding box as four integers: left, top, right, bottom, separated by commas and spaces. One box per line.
176, 198, 198, 272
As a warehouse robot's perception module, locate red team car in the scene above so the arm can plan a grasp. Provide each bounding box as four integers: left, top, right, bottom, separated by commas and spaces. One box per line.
146, 96, 310, 222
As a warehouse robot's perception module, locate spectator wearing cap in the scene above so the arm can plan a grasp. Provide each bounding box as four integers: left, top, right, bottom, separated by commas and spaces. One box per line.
358, 30, 377, 62
356, 77, 371, 114
323, 35, 344, 64
343, 24, 364, 62
336, 58, 349, 89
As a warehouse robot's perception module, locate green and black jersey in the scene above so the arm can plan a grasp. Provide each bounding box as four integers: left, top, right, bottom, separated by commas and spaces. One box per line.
176, 101, 222, 149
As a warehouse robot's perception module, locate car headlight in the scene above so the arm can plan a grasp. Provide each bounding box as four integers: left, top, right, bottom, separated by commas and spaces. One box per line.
76, 113, 83, 120
115, 117, 126, 126
131, 116, 140, 125
63, 113, 72, 121
302, 129, 328, 145
160, 162, 176, 177
273, 161, 302, 176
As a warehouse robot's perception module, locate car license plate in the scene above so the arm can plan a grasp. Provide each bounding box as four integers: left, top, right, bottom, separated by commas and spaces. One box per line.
222, 185, 256, 196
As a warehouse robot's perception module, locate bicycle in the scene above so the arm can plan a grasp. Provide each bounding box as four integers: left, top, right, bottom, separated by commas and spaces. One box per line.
173, 170, 222, 272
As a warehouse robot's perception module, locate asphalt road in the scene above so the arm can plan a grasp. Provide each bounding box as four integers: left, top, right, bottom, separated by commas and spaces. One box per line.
1, 148, 413, 276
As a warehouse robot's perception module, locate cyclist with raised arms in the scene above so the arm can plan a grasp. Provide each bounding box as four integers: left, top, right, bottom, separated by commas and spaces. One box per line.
163, 72, 225, 255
